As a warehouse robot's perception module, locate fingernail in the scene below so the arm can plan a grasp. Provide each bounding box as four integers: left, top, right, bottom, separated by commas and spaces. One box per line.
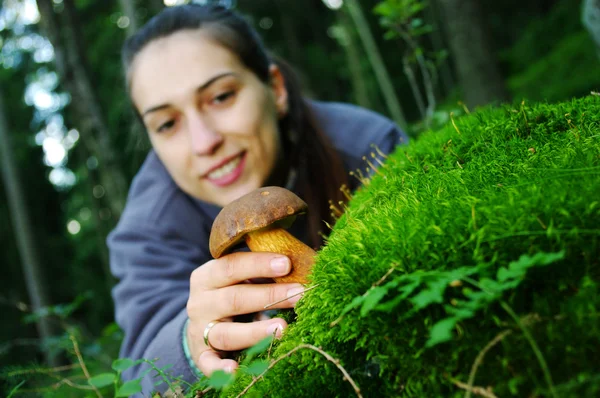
224, 365, 234, 373
270, 257, 290, 275
287, 287, 304, 304
266, 322, 284, 338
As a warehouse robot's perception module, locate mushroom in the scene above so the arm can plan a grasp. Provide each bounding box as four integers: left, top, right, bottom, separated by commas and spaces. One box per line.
209, 186, 316, 284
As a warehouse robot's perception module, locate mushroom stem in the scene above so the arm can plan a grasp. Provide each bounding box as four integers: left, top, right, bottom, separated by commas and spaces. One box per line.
245, 227, 316, 284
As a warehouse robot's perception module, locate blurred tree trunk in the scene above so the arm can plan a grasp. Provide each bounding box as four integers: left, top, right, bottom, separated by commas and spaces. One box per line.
119, 0, 140, 37
337, 7, 372, 109
426, 0, 455, 98
0, 91, 58, 367
438, 0, 509, 108
345, 0, 407, 130
36, 0, 128, 218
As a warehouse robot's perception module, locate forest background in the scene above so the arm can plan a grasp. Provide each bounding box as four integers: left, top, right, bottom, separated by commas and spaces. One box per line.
1, 0, 599, 395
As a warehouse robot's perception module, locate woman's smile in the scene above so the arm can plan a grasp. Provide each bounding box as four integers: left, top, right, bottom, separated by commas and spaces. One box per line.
204, 151, 247, 187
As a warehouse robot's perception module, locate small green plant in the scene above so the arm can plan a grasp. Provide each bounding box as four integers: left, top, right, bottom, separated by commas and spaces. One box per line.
86, 358, 145, 397
0, 293, 191, 397
2, 339, 194, 397
374, 0, 447, 129
333, 250, 565, 348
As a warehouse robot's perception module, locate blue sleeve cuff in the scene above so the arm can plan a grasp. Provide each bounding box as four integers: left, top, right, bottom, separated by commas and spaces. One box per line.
182, 318, 204, 378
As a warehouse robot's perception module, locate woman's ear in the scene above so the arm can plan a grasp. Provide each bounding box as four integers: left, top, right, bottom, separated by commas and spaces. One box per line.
269, 64, 289, 118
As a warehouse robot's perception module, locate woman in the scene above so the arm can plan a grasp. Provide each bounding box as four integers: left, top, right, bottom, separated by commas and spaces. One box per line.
108, 3, 408, 395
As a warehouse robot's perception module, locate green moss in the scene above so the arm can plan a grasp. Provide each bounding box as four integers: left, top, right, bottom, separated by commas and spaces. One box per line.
201, 95, 600, 397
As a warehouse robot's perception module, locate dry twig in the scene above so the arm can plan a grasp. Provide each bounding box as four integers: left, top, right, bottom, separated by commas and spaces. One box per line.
263, 284, 320, 309
450, 378, 498, 398
16, 374, 94, 394
49, 376, 96, 391
374, 266, 396, 286
450, 112, 462, 135
6, 363, 80, 377
465, 330, 512, 398
70, 334, 102, 398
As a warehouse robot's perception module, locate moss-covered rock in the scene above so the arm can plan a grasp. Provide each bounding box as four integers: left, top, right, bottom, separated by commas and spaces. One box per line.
203, 95, 600, 397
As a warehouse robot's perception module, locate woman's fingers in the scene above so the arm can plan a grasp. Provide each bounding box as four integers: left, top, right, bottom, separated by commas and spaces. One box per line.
196, 319, 287, 376
191, 283, 304, 319
186, 252, 303, 375
197, 350, 239, 377
205, 319, 287, 352
191, 252, 291, 289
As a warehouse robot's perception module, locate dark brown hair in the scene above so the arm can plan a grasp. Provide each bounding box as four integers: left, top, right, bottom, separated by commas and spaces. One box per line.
121, 4, 348, 248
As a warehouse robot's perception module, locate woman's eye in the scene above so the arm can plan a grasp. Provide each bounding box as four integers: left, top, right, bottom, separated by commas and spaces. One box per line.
212, 91, 235, 105
156, 120, 175, 133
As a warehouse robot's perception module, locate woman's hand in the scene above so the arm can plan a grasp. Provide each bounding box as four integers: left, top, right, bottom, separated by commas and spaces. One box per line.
186, 252, 304, 376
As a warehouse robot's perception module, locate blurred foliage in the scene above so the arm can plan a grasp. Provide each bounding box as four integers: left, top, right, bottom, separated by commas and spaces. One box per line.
501, 0, 600, 102
508, 30, 600, 102
1, 0, 599, 396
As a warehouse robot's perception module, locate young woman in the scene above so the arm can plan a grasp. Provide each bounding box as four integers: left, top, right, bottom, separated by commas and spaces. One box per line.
108, 3, 408, 395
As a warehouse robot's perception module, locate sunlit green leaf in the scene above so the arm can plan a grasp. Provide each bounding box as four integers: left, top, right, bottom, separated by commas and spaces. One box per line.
112, 358, 135, 372
410, 25, 434, 37
338, 295, 366, 319
208, 370, 235, 389
410, 278, 447, 309
374, 278, 420, 312
244, 360, 270, 376
245, 336, 274, 359
411, 18, 423, 28
88, 373, 116, 388
426, 317, 458, 347
116, 379, 142, 397
360, 286, 389, 317
373, 3, 394, 17
498, 251, 565, 283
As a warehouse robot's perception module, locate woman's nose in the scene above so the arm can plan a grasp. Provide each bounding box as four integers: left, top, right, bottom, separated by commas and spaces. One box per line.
187, 115, 223, 156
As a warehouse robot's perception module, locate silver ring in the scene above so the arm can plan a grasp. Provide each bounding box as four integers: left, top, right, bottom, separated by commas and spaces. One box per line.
203, 320, 221, 351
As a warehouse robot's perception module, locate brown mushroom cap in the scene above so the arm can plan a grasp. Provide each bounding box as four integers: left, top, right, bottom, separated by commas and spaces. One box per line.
209, 186, 308, 258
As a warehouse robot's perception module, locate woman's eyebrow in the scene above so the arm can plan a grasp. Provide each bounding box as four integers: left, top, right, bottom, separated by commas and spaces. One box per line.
141, 72, 238, 117
196, 72, 238, 94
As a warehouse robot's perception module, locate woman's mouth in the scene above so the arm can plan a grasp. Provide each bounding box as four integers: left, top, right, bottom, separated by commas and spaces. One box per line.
205, 152, 246, 187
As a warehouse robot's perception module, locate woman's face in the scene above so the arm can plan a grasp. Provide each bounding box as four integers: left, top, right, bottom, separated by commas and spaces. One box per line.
129, 30, 288, 207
